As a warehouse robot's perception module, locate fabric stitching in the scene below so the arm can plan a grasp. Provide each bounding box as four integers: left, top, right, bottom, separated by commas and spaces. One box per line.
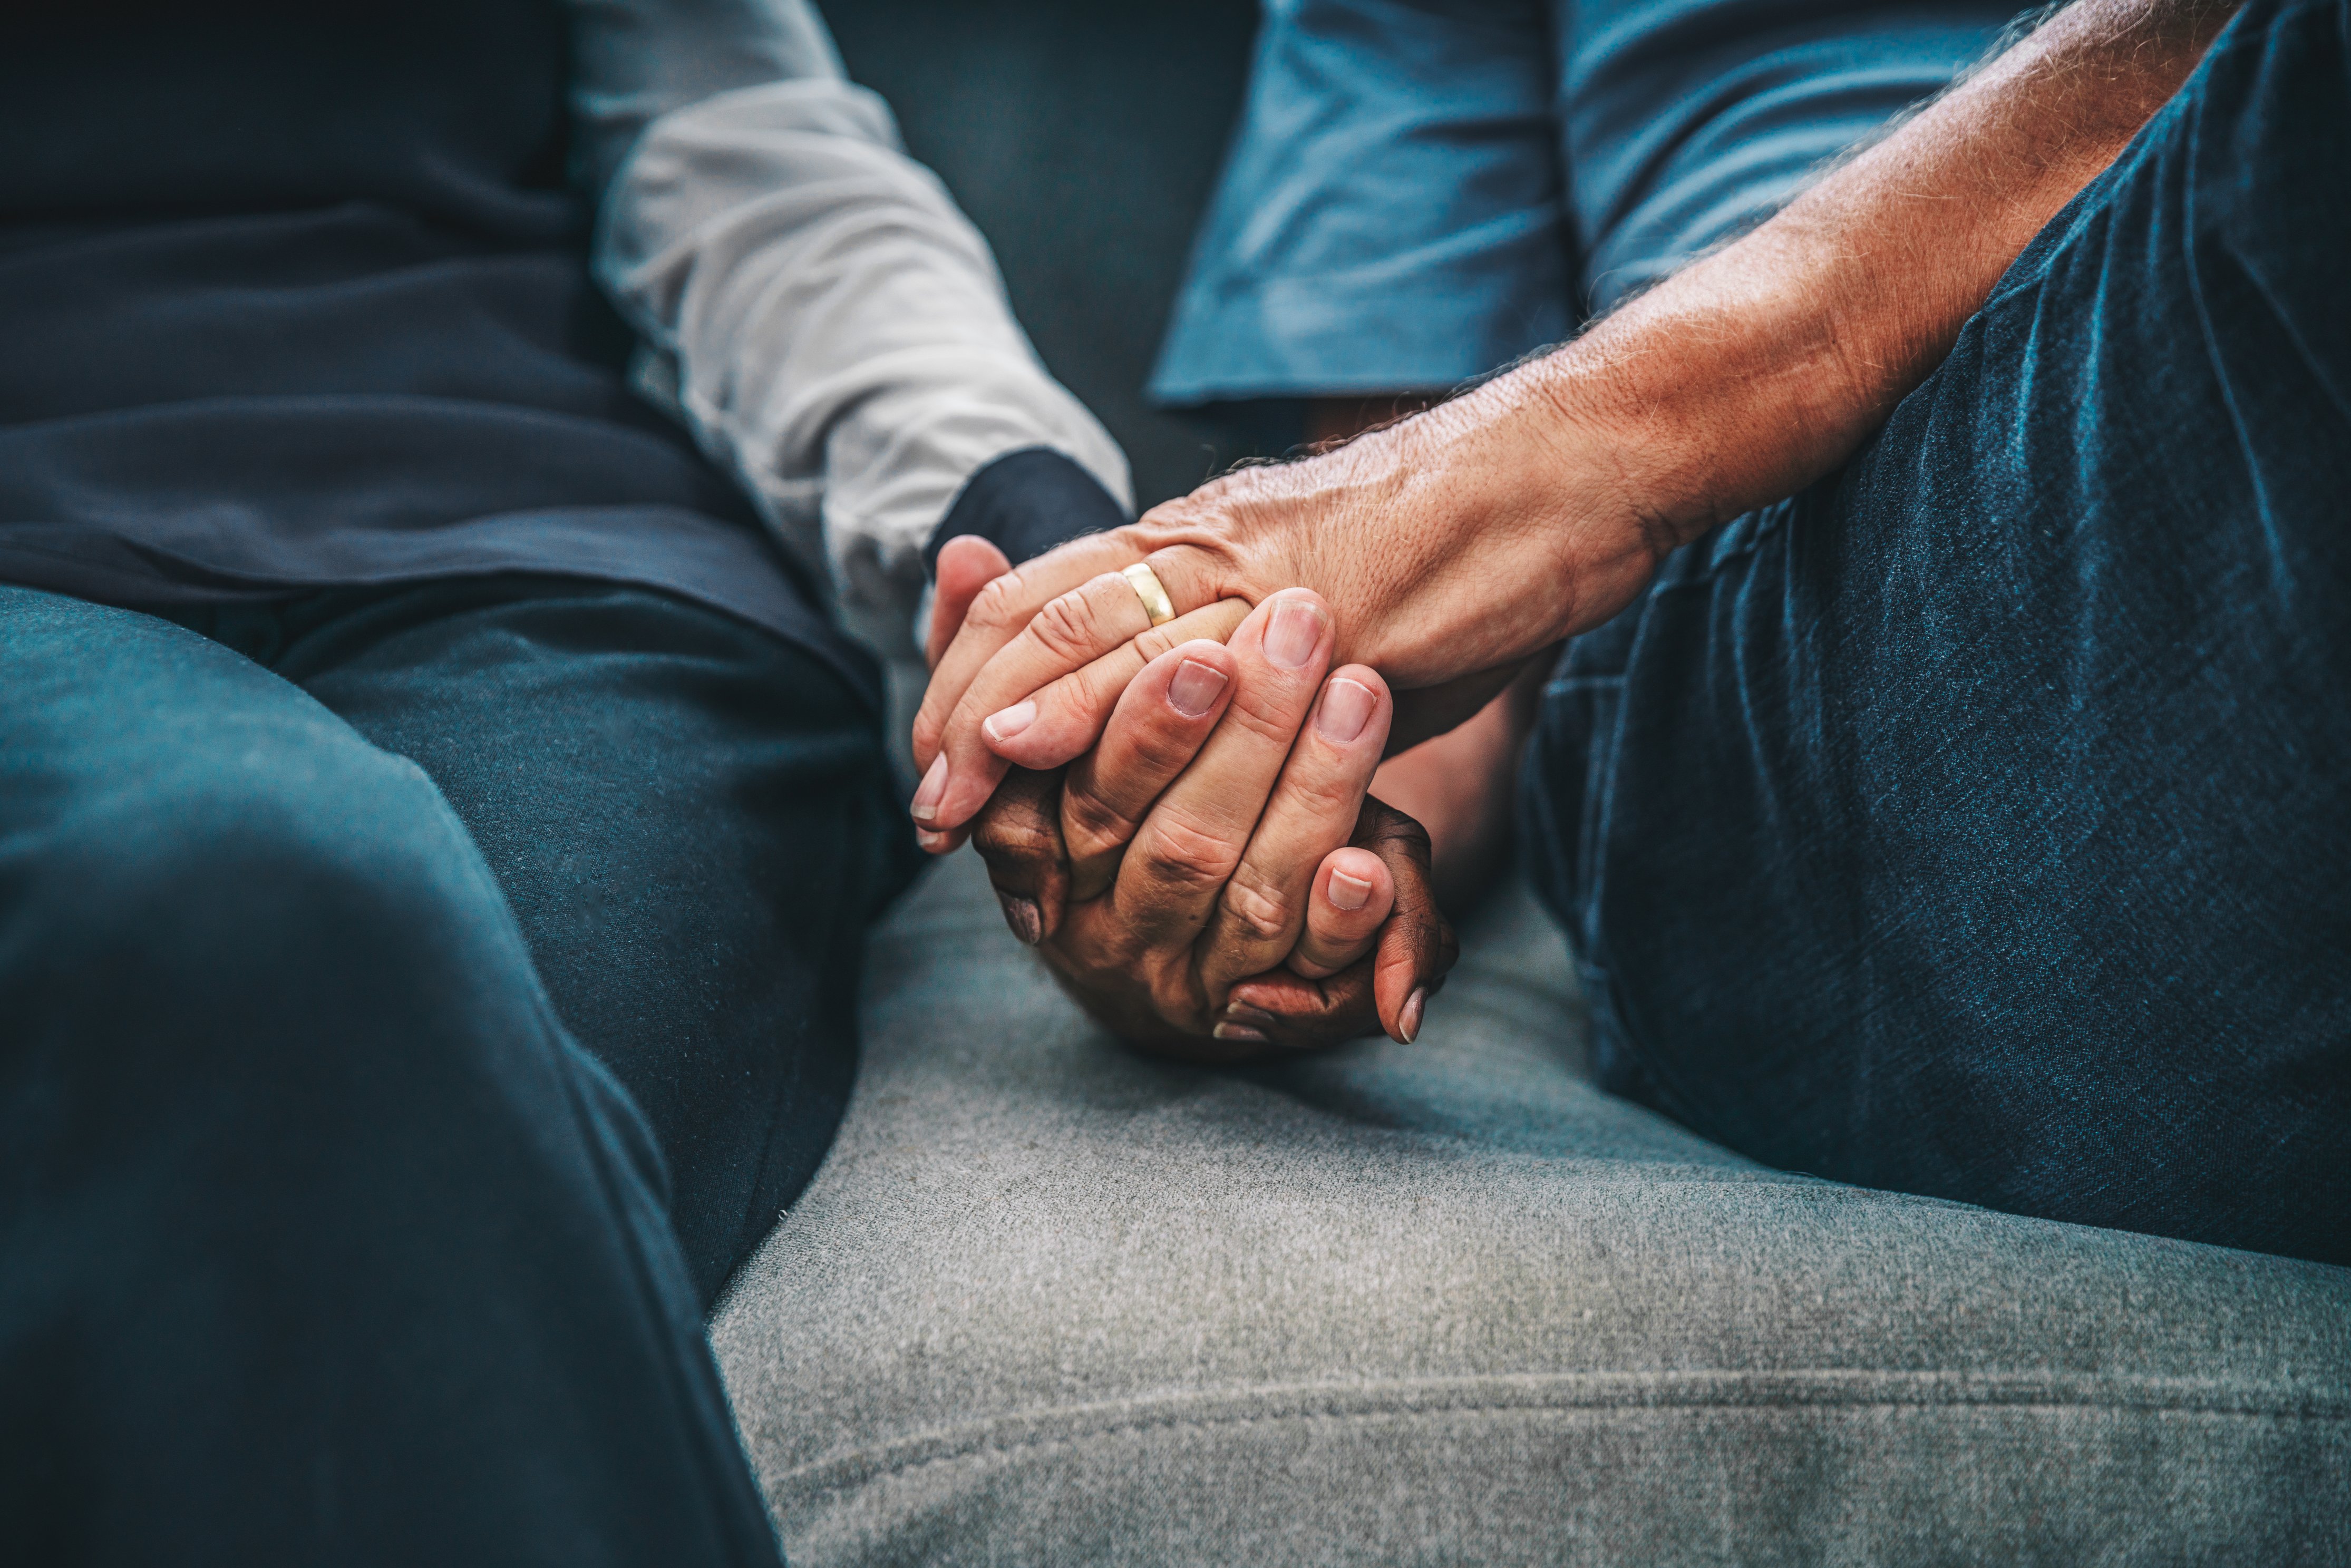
777, 1375, 2351, 1494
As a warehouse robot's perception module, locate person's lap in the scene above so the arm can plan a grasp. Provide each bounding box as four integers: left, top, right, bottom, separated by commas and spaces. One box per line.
1525, 0, 2351, 1263
0, 573, 913, 1561
240, 576, 920, 1302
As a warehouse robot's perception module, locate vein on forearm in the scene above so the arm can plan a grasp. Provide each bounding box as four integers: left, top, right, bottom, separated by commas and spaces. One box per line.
1508, 0, 2243, 555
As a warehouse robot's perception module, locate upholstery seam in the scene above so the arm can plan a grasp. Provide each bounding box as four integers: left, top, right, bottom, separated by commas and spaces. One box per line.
777, 1381, 2351, 1494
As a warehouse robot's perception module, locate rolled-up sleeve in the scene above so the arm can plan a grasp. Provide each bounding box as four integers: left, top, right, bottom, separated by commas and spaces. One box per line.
1149, 0, 1573, 407
1563, 0, 2021, 309
574, 0, 1130, 654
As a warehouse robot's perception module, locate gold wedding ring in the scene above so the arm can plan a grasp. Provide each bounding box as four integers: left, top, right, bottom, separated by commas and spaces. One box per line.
1121, 561, 1177, 627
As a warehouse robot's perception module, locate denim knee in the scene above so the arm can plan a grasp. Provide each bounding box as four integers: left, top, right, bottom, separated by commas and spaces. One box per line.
3, 710, 555, 1103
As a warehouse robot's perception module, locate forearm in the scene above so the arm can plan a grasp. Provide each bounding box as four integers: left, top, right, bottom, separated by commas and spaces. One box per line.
910, 0, 2243, 834
586, 1, 1129, 655
565, 0, 845, 194
1570, 0, 2232, 524
600, 80, 1128, 643
1419, 0, 2242, 630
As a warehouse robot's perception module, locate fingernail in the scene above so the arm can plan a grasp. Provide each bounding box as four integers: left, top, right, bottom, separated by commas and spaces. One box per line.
1212, 1022, 1269, 1043
996, 892, 1042, 945
1224, 1001, 1276, 1027
1316, 677, 1376, 743
983, 700, 1037, 744
916, 827, 950, 852
1398, 986, 1429, 1044
1262, 596, 1326, 669
1328, 871, 1373, 911
910, 754, 948, 823
1167, 658, 1228, 718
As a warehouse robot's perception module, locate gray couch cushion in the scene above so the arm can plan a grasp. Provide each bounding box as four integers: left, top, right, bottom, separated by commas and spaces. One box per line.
713, 850, 2351, 1565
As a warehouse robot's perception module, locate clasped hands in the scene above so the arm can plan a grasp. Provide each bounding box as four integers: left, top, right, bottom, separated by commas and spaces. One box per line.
905, 0, 2207, 1061
906, 393, 1661, 1058
916, 533, 1456, 1057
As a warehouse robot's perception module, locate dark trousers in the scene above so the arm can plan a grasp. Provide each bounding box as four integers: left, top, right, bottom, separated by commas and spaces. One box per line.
1, 577, 917, 1564
1526, 0, 2351, 1266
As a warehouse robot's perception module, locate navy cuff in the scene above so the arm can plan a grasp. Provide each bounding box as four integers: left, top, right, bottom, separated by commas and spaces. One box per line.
922, 447, 1128, 577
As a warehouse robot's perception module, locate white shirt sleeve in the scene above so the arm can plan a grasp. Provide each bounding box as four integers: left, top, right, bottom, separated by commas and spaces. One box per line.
568, 0, 1132, 655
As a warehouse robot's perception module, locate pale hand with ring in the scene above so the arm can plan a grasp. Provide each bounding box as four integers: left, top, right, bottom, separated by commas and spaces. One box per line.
909, 0, 2241, 840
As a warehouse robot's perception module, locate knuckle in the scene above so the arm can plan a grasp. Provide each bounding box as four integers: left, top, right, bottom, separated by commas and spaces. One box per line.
1275, 987, 1344, 1024
1027, 583, 1111, 663
966, 572, 1030, 634
1151, 970, 1212, 1033
1281, 766, 1362, 821
1218, 872, 1296, 946
1076, 656, 1142, 717
1306, 982, 1377, 1031
1362, 801, 1434, 858
1125, 723, 1206, 779
1134, 814, 1241, 897
1130, 625, 1180, 663
1217, 686, 1305, 748
1061, 787, 1140, 860
1066, 844, 1125, 898
971, 805, 1060, 864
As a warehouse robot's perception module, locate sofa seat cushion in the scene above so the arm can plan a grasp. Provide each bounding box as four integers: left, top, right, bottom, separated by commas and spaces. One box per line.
712, 850, 2351, 1566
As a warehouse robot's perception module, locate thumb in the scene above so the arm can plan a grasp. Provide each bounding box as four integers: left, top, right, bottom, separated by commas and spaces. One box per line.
926, 534, 1014, 670
1354, 796, 1457, 1043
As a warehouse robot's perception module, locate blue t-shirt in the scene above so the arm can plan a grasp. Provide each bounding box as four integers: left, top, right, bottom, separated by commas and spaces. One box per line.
1151, 0, 2020, 405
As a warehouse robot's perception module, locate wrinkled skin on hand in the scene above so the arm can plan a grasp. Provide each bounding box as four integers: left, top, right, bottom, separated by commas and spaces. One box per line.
908, 404, 1650, 839
973, 768, 1455, 1059
925, 537, 1457, 1056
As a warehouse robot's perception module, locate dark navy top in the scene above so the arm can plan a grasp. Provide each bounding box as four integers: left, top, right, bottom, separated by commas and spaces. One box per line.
1, 0, 866, 693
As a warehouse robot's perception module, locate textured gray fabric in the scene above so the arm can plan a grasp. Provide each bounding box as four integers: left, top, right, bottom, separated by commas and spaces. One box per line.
713, 848, 2351, 1565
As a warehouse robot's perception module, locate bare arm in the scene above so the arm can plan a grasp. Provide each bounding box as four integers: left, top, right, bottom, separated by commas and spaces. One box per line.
1516, 0, 2242, 561
909, 0, 2243, 834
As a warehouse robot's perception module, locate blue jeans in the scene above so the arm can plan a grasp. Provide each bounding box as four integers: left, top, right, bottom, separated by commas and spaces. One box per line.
0, 578, 917, 1563
1524, 0, 2351, 1265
